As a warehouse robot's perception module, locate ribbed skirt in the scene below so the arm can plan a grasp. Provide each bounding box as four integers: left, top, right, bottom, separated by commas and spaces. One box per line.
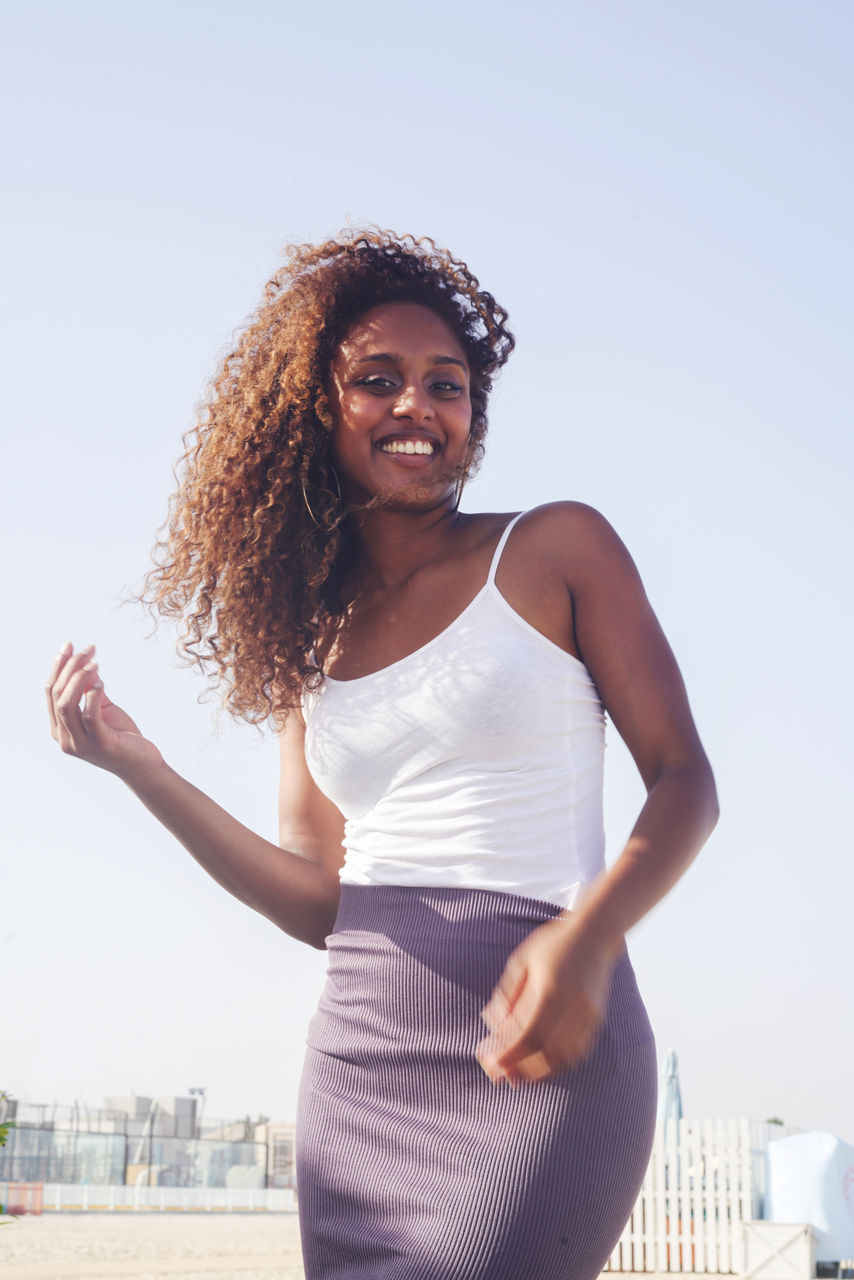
296, 884, 657, 1280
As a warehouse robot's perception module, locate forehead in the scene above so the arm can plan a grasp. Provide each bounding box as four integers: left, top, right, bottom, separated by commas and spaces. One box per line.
336, 302, 467, 363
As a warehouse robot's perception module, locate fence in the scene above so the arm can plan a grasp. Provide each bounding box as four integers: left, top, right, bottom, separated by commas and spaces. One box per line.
1, 1181, 296, 1213
0, 1099, 244, 1140
1, 1182, 44, 1214
0, 1127, 267, 1189
604, 1118, 761, 1274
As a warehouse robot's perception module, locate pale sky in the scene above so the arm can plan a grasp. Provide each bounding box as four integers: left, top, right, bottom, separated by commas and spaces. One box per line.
4, 1, 852, 1137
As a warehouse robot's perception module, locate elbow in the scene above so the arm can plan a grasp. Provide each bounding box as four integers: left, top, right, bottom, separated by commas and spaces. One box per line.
267, 910, 332, 951
301, 905, 336, 951
690, 757, 720, 847
698, 754, 720, 833
708, 774, 721, 836
655, 752, 720, 837
285, 885, 339, 951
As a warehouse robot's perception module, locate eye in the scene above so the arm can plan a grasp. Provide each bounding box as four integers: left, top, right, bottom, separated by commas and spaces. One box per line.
430, 379, 463, 394
355, 375, 396, 390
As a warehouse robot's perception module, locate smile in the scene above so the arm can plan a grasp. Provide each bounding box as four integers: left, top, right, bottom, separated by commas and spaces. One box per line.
377, 439, 438, 456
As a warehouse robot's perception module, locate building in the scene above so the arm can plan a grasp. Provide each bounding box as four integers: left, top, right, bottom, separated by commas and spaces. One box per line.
254, 1121, 297, 1190
0, 1095, 295, 1191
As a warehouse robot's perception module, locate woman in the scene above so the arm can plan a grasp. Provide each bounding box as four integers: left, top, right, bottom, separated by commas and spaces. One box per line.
46, 229, 718, 1279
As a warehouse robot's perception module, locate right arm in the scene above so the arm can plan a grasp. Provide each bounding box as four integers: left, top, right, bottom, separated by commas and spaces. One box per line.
46, 644, 345, 949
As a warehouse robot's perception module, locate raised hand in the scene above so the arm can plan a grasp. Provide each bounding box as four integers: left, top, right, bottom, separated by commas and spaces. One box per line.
476, 913, 622, 1086
46, 642, 164, 784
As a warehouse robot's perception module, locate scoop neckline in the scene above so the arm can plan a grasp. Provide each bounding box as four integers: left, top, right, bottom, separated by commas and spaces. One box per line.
319, 579, 590, 686
322, 580, 492, 686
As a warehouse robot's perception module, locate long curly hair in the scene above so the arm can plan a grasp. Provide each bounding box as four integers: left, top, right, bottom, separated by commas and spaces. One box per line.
141, 228, 515, 726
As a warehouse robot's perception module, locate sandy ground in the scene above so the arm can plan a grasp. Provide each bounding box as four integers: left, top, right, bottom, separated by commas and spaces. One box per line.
0, 1212, 655, 1279
0, 1213, 306, 1280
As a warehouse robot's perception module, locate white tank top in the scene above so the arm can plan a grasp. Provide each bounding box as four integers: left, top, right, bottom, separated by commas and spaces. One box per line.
302, 511, 607, 910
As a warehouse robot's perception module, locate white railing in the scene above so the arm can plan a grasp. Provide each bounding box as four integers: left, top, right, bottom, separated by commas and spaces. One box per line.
605, 1118, 761, 1274
35, 1183, 297, 1213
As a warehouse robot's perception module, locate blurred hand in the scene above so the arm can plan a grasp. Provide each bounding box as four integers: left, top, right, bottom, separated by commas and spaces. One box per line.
476, 913, 622, 1086
46, 642, 164, 784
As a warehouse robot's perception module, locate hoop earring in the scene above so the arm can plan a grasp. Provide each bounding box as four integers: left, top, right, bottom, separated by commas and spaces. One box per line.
452, 463, 470, 512
301, 466, 343, 530
329, 465, 343, 508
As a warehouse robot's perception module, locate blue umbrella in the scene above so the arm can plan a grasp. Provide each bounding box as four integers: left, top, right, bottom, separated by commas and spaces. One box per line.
657, 1047, 683, 1137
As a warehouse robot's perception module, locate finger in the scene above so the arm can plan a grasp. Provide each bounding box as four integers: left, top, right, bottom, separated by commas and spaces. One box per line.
55, 659, 99, 729
490, 1027, 542, 1073
55, 660, 101, 751
51, 647, 93, 749
51, 645, 96, 711
45, 641, 73, 735
81, 678, 106, 736
51, 643, 96, 708
475, 1036, 515, 1085
477, 1010, 521, 1067
476, 987, 537, 1084
482, 956, 527, 1030
512, 1048, 554, 1083
486, 961, 548, 1044
487, 993, 562, 1074
498, 1006, 601, 1079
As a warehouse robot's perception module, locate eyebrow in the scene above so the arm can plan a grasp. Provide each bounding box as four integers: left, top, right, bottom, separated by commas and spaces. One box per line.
355, 353, 468, 371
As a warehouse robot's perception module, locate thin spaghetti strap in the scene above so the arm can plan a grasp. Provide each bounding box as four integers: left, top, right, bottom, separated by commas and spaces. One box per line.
486, 511, 527, 585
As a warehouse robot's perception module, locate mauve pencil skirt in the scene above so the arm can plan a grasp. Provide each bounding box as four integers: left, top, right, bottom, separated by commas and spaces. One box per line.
296, 884, 657, 1280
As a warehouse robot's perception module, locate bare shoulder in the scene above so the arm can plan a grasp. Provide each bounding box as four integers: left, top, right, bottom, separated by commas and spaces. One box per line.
482, 502, 639, 665
519, 499, 619, 535
466, 501, 616, 549
511, 501, 638, 582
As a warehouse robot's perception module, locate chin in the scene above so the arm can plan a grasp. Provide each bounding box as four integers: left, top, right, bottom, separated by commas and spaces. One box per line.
372, 477, 455, 512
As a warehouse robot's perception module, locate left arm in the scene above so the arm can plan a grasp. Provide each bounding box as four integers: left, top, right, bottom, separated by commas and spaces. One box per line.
478, 504, 719, 1084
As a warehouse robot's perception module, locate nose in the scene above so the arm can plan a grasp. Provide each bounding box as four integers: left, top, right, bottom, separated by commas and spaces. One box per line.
392, 382, 434, 422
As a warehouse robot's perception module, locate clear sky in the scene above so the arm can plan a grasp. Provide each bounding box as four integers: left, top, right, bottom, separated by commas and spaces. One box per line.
4, 1, 852, 1136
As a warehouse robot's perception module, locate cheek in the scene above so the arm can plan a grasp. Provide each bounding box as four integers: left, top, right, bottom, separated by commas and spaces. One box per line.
455, 400, 474, 438
336, 393, 377, 433
328, 398, 375, 467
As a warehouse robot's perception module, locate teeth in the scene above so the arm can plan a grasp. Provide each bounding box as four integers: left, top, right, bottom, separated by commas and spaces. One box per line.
379, 439, 436, 456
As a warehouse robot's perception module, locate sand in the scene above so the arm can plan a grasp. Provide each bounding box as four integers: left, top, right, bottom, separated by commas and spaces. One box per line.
0, 1212, 653, 1278
0, 1212, 306, 1280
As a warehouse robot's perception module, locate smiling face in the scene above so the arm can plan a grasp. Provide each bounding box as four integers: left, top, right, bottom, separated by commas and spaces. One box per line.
326, 301, 473, 510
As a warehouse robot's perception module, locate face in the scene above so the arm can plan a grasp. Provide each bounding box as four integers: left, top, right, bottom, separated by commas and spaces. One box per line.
326, 301, 472, 509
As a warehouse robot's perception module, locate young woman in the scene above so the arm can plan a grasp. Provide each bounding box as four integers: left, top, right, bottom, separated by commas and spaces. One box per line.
46, 229, 718, 1279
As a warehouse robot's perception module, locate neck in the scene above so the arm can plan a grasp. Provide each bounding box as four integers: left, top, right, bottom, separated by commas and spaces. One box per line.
349, 502, 466, 592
